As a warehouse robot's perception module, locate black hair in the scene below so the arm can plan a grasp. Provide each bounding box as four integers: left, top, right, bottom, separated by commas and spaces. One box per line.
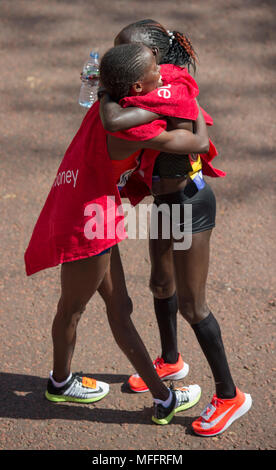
100, 43, 152, 102
118, 19, 197, 72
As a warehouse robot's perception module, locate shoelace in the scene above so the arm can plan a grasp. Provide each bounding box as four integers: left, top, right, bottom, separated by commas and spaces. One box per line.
212, 396, 224, 408
74, 372, 83, 383
175, 388, 189, 405
201, 396, 224, 420
153, 357, 165, 369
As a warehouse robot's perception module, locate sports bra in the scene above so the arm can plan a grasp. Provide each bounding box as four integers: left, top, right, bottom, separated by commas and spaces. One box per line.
152, 153, 202, 178
111, 150, 141, 187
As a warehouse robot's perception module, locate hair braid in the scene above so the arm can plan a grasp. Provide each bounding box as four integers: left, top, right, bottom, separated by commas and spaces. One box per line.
174, 32, 197, 63
163, 30, 197, 72
118, 19, 197, 73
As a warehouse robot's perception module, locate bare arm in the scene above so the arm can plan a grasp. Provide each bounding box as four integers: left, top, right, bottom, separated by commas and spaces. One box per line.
108, 102, 209, 159
142, 102, 209, 155
99, 93, 159, 132
100, 92, 209, 154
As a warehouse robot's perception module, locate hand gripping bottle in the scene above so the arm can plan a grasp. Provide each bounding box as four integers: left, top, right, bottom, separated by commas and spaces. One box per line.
79, 51, 100, 108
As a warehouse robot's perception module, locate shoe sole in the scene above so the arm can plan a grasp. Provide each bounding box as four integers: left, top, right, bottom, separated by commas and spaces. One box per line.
45, 389, 109, 403
152, 389, 201, 425
129, 362, 189, 393
192, 393, 252, 437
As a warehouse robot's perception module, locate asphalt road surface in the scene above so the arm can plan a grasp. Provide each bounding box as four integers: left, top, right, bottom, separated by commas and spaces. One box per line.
0, 0, 275, 452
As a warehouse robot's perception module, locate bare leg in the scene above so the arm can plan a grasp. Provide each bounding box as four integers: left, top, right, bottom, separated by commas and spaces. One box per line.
98, 245, 170, 400
52, 252, 110, 382
172, 230, 211, 325
173, 229, 236, 398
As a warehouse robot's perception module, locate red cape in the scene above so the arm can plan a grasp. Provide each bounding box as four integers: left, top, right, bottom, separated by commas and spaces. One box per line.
25, 64, 225, 276
24, 102, 127, 276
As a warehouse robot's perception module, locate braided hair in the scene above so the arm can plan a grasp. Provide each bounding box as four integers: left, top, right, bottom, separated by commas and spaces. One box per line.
117, 19, 197, 72
100, 43, 151, 102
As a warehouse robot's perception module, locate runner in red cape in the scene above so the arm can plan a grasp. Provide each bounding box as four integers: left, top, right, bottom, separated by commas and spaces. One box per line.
24, 62, 213, 276
25, 43, 206, 420
99, 19, 252, 436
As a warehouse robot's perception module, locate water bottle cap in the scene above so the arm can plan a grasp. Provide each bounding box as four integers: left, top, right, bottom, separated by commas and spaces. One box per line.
90, 51, 99, 59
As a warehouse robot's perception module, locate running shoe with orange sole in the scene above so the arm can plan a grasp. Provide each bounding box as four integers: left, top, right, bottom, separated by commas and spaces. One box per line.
128, 353, 189, 393
192, 387, 252, 437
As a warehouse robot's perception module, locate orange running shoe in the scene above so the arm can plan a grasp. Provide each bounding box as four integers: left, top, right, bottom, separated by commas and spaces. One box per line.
192, 387, 252, 437
128, 353, 189, 393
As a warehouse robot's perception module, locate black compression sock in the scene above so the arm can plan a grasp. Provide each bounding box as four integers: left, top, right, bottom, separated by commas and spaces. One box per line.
192, 312, 236, 399
154, 293, 179, 364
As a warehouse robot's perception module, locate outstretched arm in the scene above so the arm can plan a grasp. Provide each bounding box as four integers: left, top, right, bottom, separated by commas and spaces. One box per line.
99, 93, 160, 132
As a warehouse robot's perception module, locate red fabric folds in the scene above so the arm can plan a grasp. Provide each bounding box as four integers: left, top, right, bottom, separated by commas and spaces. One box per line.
115, 64, 225, 205
24, 64, 225, 276
24, 102, 127, 276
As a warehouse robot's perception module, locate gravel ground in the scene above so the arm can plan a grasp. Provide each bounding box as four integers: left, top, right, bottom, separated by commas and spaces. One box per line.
0, 0, 275, 454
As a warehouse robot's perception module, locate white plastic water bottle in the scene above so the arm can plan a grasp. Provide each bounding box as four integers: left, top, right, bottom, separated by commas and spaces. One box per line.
79, 51, 100, 108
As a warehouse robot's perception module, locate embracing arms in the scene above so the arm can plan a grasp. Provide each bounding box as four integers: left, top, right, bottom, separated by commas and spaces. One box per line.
107, 100, 209, 160
142, 103, 209, 155
100, 92, 209, 156
99, 93, 159, 132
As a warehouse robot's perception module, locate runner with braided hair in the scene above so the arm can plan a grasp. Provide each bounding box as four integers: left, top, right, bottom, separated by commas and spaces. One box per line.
99, 19, 252, 436
26, 42, 206, 424
115, 19, 196, 70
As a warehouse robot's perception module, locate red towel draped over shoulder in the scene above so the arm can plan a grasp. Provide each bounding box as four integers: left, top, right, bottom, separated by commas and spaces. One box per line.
111, 64, 226, 205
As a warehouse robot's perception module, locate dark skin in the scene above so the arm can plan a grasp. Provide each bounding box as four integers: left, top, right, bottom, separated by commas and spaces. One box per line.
51, 47, 208, 402
101, 30, 197, 196
53, 28, 240, 431
100, 99, 196, 196
103, 48, 209, 162
100, 29, 216, 379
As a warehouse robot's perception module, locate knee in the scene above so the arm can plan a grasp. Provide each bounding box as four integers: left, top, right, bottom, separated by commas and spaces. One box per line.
106, 294, 133, 325
177, 296, 209, 325
57, 296, 87, 321
149, 277, 175, 299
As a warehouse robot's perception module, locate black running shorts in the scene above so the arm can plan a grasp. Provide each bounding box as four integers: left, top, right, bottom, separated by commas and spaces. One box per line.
153, 181, 216, 234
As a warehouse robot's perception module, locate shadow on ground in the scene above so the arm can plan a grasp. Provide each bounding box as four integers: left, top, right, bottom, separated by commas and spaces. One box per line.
0, 372, 196, 434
